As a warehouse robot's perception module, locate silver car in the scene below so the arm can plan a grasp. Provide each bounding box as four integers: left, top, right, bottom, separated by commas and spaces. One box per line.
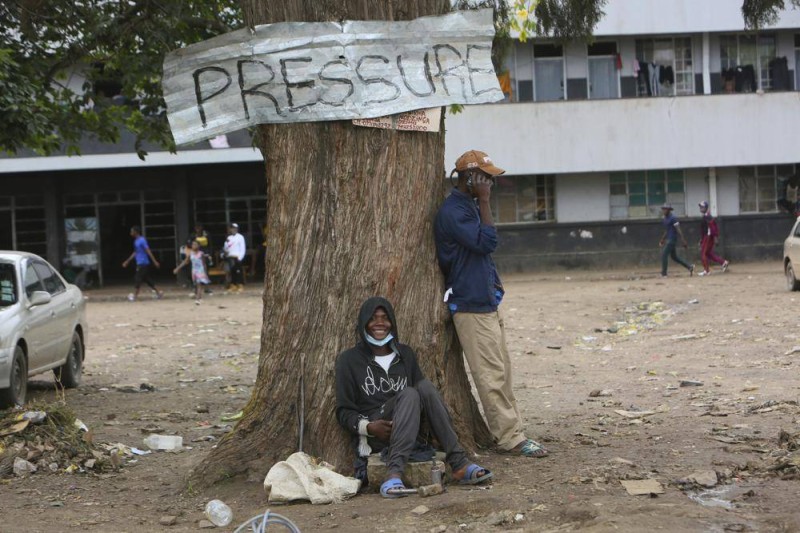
784, 218, 800, 291
0, 251, 87, 407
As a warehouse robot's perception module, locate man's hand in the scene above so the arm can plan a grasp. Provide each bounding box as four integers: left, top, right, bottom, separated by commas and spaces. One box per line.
682, 240, 688, 248
367, 420, 393, 442
153, 260, 161, 269
473, 174, 493, 202
122, 260, 129, 268
659, 239, 665, 247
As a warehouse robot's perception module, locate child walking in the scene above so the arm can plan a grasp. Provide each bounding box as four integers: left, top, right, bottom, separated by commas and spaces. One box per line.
174, 240, 210, 304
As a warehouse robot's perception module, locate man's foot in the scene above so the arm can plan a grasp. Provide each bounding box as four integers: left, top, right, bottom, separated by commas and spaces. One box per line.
380, 476, 408, 499
452, 463, 493, 485
698, 270, 710, 277
504, 438, 549, 458
156, 290, 164, 300
722, 260, 730, 273
689, 264, 695, 276
661, 274, 668, 278
195, 299, 201, 305
127, 293, 136, 302
236, 284, 244, 292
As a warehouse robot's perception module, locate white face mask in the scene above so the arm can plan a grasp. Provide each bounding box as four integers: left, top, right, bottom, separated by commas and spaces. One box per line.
365, 332, 394, 347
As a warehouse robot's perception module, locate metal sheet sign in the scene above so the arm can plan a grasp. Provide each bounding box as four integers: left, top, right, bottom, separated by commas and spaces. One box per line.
162, 9, 501, 145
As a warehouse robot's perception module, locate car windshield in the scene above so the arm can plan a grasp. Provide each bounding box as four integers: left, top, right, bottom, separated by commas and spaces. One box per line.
0, 262, 17, 306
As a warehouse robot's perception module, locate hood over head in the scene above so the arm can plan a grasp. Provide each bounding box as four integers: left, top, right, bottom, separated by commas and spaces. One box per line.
356, 296, 399, 346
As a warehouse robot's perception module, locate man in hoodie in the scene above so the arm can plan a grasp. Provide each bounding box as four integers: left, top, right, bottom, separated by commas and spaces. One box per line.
434, 150, 549, 459
335, 297, 493, 498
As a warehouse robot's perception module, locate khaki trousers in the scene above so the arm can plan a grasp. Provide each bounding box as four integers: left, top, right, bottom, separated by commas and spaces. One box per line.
453, 309, 526, 451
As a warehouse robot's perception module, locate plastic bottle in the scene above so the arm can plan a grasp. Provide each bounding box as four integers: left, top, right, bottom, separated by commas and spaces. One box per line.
205, 499, 233, 527
142, 434, 183, 450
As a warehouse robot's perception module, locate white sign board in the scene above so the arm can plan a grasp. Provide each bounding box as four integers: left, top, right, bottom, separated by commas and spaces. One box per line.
162, 9, 501, 145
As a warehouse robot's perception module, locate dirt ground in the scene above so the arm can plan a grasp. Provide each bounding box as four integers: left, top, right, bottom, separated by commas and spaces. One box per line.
4, 261, 800, 533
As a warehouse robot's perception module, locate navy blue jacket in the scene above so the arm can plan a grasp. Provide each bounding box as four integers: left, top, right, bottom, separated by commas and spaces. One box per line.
434, 188, 503, 313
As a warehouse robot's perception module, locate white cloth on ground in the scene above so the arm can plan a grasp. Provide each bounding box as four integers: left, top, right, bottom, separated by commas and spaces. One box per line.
264, 452, 361, 504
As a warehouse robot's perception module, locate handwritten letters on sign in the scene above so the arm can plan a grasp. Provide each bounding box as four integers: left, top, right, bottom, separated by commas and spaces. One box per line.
162, 10, 501, 145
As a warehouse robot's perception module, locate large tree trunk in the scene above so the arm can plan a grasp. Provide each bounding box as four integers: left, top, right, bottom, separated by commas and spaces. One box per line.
190, 0, 492, 487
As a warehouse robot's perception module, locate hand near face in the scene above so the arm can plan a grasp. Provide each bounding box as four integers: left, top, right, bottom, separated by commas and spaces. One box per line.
367, 419, 393, 442
473, 174, 493, 202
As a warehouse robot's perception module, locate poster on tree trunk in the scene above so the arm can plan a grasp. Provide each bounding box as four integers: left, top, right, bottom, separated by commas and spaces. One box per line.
162, 9, 501, 145
352, 107, 441, 132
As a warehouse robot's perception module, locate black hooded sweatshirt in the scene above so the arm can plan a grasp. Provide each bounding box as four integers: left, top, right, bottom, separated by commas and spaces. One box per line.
335, 297, 425, 436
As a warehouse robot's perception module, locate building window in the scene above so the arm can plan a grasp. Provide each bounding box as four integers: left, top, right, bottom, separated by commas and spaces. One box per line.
739, 165, 795, 213
510, 42, 564, 102
635, 37, 695, 96
0, 195, 47, 256
795, 34, 800, 91
610, 170, 685, 219
193, 186, 267, 252
490, 175, 555, 223
720, 34, 776, 92
588, 42, 620, 99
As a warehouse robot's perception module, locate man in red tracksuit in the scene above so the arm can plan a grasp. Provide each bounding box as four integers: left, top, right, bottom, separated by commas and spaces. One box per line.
698, 201, 729, 276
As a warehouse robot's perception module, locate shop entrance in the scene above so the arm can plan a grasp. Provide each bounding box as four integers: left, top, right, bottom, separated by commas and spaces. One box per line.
64, 190, 176, 285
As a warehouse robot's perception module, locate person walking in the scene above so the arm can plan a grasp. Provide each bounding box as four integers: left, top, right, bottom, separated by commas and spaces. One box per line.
173, 239, 211, 304
697, 201, 729, 276
122, 226, 164, 301
434, 150, 549, 458
223, 222, 246, 292
659, 203, 694, 278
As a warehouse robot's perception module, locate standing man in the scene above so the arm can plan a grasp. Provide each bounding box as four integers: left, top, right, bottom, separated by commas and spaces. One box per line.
122, 225, 163, 301
223, 222, 246, 292
697, 201, 729, 276
659, 203, 694, 278
434, 150, 549, 458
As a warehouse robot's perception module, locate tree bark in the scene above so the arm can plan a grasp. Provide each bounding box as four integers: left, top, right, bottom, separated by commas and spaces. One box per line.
190, 0, 492, 488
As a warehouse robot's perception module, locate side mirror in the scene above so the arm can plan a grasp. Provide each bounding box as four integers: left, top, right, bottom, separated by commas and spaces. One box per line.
28, 291, 51, 307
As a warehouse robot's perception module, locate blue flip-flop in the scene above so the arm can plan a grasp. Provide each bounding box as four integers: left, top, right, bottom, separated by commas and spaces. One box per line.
457, 463, 494, 485
380, 477, 408, 498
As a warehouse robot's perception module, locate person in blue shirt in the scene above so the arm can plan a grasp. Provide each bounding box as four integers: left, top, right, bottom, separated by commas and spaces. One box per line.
122, 226, 164, 301
434, 150, 549, 459
658, 203, 694, 277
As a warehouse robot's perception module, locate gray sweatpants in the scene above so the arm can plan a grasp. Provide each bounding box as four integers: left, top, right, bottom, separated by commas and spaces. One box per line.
373, 379, 469, 477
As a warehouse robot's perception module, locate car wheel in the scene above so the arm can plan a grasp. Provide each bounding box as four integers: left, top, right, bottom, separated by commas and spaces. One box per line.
787, 261, 800, 291
0, 345, 28, 408
55, 331, 83, 388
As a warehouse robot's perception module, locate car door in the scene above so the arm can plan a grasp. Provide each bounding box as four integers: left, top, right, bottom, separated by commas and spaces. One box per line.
32, 260, 74, 366
791, 220, 800, 268
21, 261, 55, 372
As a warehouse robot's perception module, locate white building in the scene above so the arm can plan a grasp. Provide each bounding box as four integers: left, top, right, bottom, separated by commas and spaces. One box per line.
446, 0, 800, 270
2, 0, 799, 276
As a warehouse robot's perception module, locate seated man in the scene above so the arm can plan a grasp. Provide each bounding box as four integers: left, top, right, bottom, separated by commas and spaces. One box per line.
335, 296, 493, 498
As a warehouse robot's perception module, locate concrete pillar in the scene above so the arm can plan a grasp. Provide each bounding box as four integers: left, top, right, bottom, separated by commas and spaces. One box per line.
43, 176, 62, 267
174, 171, 190, 263
702, 33, 711, 95
708, 167, 718, 217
